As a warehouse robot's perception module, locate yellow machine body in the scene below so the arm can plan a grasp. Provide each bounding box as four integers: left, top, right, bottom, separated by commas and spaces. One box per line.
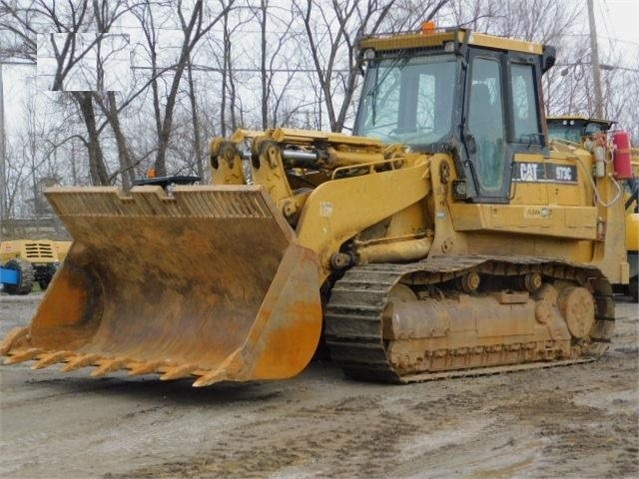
1, 239, 72, 292
0, 239, 69, 265
548, 115, 638, 300
1, 29, 628, 385
627, 212, 639, 252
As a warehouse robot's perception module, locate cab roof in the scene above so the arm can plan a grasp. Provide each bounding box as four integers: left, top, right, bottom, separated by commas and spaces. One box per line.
547, 115, 614, 126
358, 28, 544, 55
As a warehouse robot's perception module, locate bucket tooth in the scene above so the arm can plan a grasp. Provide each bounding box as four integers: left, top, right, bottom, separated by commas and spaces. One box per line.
4, 348, 43, 365
128, 361, 165, 376
0, 327, 29, 355
61, 354, 101, 372
160, 364, 197, 381
192, 371, 227, 388
91, 358, 129, 377
32, 351, 74, 369
192, 350, 242, 387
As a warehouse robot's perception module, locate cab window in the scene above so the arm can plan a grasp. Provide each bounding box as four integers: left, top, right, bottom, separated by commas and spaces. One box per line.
468, 57, 506, 192
510, 63, 542, 142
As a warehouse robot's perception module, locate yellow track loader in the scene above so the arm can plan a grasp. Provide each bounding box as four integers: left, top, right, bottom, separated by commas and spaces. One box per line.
1, 28, 629, 386
548, 116, 638, 301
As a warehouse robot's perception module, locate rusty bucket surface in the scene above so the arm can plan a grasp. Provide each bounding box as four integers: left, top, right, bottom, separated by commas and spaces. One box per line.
1, 185, 322, 387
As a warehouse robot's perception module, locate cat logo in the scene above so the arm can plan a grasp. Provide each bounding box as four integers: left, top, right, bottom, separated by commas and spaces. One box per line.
519, 163, 538, 182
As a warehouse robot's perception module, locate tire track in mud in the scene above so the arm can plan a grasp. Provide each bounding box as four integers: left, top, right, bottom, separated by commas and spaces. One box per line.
107, 389, 504, 478
491, 390, 638, 478
111, 357, 638, 479
108, 395, 421, 479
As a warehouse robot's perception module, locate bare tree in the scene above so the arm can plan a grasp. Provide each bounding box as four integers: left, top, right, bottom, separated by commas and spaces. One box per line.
6, 82, 66, 223
3, 140, 27, 219
34, 0, 131, 91
2, 0, 635, 217
210, 5, 252, 136
619, 53, 639, 142
95, 91, 136, 188
11, 0, 133, 186
448, 0, 615, 123
67, 91, 109, 184
133, 0, 234, 177
0, 0, 38, 61
219, 7, 236, 136
185, 56, 204, 179
248, 0, 299, 130
293, 0, 443, 133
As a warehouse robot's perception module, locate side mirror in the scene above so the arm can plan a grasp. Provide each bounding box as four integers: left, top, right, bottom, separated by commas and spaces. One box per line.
542, 45, 557, 74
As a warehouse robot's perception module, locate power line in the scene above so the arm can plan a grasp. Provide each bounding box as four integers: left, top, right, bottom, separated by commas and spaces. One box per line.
13, 22, 299, 36
131, 64, 353, 73
113, 24, 296, 35
598, 0, 615, 54
0, 59, 35, 66
601, 65, 639, 73
34, 55, 353, 73
559, 33, 639, 47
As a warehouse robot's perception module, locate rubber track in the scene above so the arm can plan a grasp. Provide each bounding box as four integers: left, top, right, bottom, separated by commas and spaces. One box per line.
324, 256, 614, 384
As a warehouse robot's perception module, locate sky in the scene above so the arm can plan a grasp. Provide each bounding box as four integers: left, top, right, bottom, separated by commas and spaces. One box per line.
2, 0, 638, 139
596, 0, 639, 35
591, 0, 639, 64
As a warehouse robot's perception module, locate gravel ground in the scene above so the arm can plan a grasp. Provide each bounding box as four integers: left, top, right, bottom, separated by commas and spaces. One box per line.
0, 292, 637, 479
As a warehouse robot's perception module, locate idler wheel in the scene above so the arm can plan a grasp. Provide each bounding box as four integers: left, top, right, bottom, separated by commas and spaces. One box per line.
558, 287, 595, 339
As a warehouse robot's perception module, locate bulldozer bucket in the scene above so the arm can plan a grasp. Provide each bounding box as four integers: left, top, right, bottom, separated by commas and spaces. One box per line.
1, 185, 322, 387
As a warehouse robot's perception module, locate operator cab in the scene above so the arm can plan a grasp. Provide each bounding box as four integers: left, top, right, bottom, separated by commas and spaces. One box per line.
354, 28, 556, 203
547, 116, 614, 144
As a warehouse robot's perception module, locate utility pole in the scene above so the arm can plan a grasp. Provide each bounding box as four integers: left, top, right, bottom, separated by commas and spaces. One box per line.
587, 0, 604, 119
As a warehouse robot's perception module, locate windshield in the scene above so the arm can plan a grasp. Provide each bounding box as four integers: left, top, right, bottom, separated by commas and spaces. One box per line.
354, 54, 457, 148
548, 122, 582, 143
548, 121, 608, 144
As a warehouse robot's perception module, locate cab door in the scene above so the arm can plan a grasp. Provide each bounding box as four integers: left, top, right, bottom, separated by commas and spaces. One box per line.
466, 54, 509, 201
464, 51, 546, 203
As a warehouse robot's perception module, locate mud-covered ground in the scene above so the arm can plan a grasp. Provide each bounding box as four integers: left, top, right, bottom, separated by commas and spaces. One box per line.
1, 293, 637, 479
